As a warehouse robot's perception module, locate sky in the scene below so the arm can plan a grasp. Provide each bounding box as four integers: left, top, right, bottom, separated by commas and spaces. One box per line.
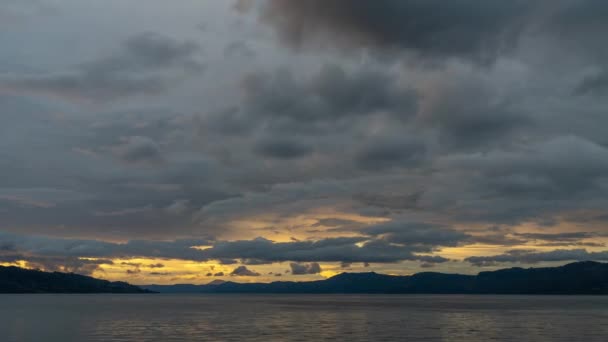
1, 0, 608, 285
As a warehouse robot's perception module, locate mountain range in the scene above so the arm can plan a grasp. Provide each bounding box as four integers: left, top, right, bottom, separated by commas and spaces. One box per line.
143, 261, 608, 295
2, 261, 608, 294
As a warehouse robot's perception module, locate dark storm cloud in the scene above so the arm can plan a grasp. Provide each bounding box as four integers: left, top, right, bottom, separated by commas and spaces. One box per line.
0, 252, 114, 276
232, 64, 414, 127
290, 262, 322, 275
469, 234, 527, 247
354, 137, 426, 170
312, 218, 362, 228
361, 222, 470, 247
203, 237, 450, 264
466, 249, 608, 266
544, 0, 608, 57
0, 231, 450, 265
426, 135, 608, 225
257, 0, 608, 62
1, 32, 203, 102
353, 192, 421, 211
416, 74, 531, 150
442, 136, 608, 198
224, 41, 257, 59
111, 136, 163, 165
259, 0, 533, 61
515, 232, 598, 241
512, 232, 605, 247
0, 0, 54, 23
230, 265, 261, 277
253, 138, 313, 159
575, 71, 608, 95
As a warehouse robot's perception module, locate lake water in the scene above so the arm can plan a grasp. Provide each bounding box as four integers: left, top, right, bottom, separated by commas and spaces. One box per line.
1, 295, 607, 341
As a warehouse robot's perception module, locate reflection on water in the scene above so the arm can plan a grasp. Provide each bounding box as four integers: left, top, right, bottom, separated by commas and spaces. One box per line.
1, 294, 607, 341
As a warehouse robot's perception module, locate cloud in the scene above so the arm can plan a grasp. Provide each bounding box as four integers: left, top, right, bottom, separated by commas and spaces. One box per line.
253, 138, 313, 159
1, 32, 204, 103
224, 41, 257, 59
0, 231, 450, 266
111, 136, 163, 165
354, 137, 426, 171
164, 200, 191, 216
576, 70, 608, 95
230, 265, 261, 277
290, 262, 322, 275
0, 253, 114, 276
258, 0, 533, 62
0, 0, 55, 24
515, 232, 598, 241
212, 64, 414, 131
257, 0, 608, 64
466, 249, 608, 266
361, 222, 470, 247
201, 237, 449, 264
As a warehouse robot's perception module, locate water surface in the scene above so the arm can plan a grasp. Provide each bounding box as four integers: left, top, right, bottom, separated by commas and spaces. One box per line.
1, 294, 606, 341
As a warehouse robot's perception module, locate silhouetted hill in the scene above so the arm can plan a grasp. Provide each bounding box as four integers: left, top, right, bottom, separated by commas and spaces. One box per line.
143, 261, 608, 294
0, 266, 153, 293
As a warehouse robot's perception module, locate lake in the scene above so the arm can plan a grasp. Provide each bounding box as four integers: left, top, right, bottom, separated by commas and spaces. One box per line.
1, 295, 607, 341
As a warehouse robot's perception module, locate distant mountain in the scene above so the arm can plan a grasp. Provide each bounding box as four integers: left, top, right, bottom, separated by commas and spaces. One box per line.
0, 266, 153, 294
143, 261, 608, 295
144, 279, 226, 293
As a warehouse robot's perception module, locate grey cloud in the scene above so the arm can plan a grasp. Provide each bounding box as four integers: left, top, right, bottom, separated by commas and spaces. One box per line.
312, 218, 362, 228
0, 252, 114, 276
355, 137, 426, 171
353, 192, 421, 211
218, 258, 239, 265
0, 231, 450, 265
543, 0, 608, 58
224, 41, 257, 59
201, 237, 431, 263
361, 222, 470, 247
164, 200, 191, 216
232, 64, 414, 128
258, 0, 608, 64
468, 234, 527, 247
0, 0, 55, 24
230, 265, 261, 277
259, 0, 533, 62
290, 262, 322, 275
576, 71, 608, 95
512, 232, 605, 247
253, 138, 313, 160
1, 32, 203, 103
443, 136, 608, 197
466, 249, 608, 266
111, 136, 163, 165
415, 73, 530, 150
515, 232, 598, 241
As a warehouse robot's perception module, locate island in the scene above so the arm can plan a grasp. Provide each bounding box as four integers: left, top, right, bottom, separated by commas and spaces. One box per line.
0, 266, 153, 293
